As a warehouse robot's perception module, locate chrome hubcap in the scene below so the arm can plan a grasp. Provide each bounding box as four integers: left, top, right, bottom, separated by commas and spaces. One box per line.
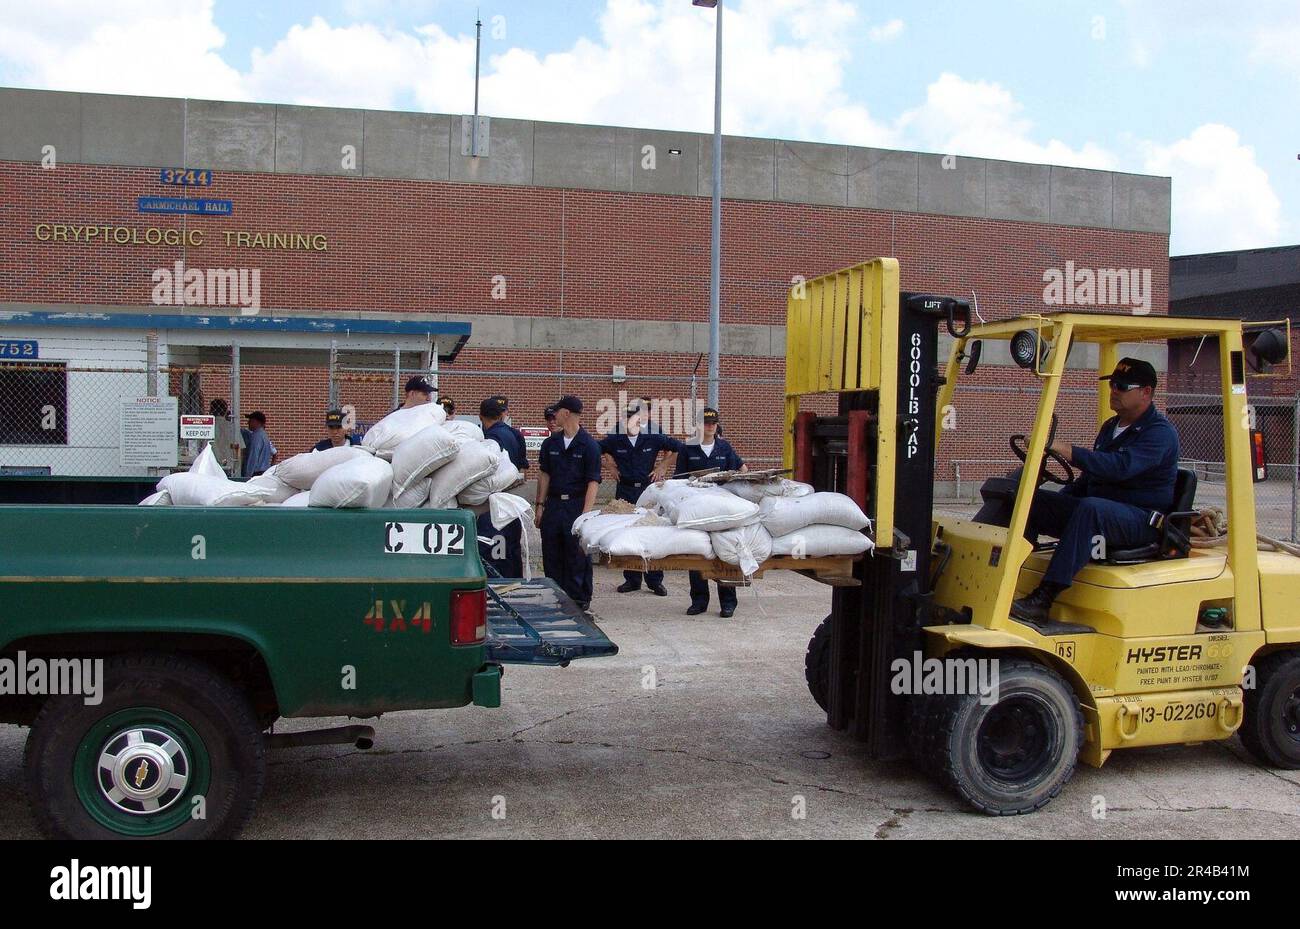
97, 727, 190, 815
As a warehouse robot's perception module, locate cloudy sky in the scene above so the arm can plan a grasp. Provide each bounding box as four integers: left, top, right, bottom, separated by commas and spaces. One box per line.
2, 0, 1294, 254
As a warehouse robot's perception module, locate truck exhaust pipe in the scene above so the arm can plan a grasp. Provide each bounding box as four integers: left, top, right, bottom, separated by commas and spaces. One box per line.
266, 725, 375, 751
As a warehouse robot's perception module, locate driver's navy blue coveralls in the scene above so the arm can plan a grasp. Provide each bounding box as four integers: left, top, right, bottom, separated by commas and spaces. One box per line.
539, 427, 602, 607
1027, 404, 1179, 588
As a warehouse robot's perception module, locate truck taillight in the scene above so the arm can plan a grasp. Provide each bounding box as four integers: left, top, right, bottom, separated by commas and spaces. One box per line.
450, 589, 487, 646
1251, 429, 1267, 482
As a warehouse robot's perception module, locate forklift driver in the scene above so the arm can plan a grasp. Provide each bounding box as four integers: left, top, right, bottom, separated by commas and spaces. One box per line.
1010, 358, 1180, 625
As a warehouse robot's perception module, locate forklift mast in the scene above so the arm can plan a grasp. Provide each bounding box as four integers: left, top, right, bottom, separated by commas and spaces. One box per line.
783, 259, 970, 759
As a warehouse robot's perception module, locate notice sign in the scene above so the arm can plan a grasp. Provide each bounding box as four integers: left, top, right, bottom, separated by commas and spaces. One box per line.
520, 427, 549, 453
120, 396, 179, 469
180, 415, 216, 440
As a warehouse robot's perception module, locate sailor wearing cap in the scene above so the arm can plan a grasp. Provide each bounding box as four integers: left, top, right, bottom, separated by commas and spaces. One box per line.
535, 395, 603, 610
1012, 357, 1180, 624
600, 403, 685, 596
313, 409, 361, 451
402, 376, 435, 409
674, 407, 748, 617
543, 405, 560, 433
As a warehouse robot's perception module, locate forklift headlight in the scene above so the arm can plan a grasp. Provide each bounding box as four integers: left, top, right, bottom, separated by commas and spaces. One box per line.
1249, 328, 1288, 368
1010, 330, 1044, 370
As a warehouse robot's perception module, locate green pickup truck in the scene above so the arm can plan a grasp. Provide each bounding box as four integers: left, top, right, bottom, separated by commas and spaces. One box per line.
0, 504, 617, 839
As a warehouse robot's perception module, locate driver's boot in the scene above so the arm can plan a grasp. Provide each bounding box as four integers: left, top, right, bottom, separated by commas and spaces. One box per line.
1010, 582, 1066, 626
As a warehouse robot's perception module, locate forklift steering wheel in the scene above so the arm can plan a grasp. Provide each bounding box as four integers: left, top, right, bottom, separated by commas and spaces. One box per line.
1009, 414, 1076, 486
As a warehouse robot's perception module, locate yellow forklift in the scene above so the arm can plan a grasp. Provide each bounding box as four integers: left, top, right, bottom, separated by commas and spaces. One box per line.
790, 258, 1298, 814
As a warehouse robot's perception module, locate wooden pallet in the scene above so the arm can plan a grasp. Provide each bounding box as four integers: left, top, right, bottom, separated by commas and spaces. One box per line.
599, 554, 862, 587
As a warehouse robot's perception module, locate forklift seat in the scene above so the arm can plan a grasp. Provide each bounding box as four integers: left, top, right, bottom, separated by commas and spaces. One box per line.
1102, 468, 1198, 565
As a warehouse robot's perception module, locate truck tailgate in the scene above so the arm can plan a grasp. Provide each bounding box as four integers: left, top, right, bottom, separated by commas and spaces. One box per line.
486, 579, 619, 666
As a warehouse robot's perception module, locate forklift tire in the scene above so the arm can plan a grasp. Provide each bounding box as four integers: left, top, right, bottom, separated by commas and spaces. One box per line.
1239, 651, 1300, 770
907, 692, 945, 776
24, 652, 266, 839
933, 658, 1083, 815
805, 616, 832, 713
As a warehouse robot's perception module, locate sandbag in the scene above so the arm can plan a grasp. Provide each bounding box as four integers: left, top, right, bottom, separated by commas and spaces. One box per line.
425, 440, 498, 509
487, 492, 532, 531
281, 491, 312, 507
458, 447, 521, 506
276, 445, 373, 490
655, 483, 760, 531
390, 424, 459, 496
246, 468, 298, 503
189, 444, 226, 479
442, 419, 485, 445
598, 526, 715, 560
394, 476, 432, 508
157, 472, 277, 507
759, 492, 870, 537
769, 524, 875, 558
138, 490, 171, 506
723, 478, 814, 504
711, 523, 774, 577
309, 455, 394, 509
635, 479, 688, 510
573, 509, 668, 555
360, 403, 447, 458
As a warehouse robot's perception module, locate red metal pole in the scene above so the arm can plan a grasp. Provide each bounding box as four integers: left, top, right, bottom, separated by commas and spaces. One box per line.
846, 410, 871, 511
794, 411, 816, 484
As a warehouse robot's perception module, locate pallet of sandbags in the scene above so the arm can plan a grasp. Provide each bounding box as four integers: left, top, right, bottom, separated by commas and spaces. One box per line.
598, 552, 865, 586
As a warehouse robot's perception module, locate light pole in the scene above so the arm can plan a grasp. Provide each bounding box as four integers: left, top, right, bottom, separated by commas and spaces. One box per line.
694, 0, 722, 410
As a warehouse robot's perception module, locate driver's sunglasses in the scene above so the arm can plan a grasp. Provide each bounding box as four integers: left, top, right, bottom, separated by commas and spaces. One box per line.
1109, 381, 1141, 392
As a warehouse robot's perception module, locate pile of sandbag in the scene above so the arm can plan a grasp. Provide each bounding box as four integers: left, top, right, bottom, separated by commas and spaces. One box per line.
578, 476, 872, 578
138, 405, 524, 512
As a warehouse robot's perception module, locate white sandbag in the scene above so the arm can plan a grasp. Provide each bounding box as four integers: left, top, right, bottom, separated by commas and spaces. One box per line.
573, 510, 667, 556
458, 447, 521, 506
138, 490, 171, 506
189, 444, 226, 479
599, 526, 715, 560
655, 483, 760, 531
442, 419, 485, 445
157, 472, 277, 507
769, 524, 875, 558
281, 491, 312, 507
711, 523, 774, 577
276, 445, 373, 490
488, 492, 532, 531
425, 440, 498, 509
635, 479, 688, 511
309, 455, 394, 509
246, 468, 298, 503
390, 424, 459, 496
393, 476, 432, 508
360, 403, 447, 458
759, 492, 870, 537
723, 478, 814, 504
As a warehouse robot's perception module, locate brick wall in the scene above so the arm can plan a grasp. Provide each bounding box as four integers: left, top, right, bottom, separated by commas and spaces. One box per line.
0, 160, 1170, 478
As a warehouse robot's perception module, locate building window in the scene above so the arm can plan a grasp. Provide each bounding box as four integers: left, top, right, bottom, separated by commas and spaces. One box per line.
0, 362, 69, 445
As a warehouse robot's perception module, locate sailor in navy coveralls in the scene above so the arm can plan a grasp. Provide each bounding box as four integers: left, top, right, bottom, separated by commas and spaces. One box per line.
535, 395, 602, 610
1011, 358, 1180, 624
600, 402, 684, 596
674, 407, 748, 617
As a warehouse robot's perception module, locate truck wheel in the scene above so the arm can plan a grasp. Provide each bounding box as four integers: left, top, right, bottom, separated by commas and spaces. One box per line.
1240, 651, 1300, 769
933, 658, 1083, 815
805, 616, 832, 713
24, 653, 266, 839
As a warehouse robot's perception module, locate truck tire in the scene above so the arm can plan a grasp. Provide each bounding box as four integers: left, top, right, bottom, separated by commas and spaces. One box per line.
1240, 651, 1300, 770
932, 658, 1082, 815
24, 653, 266, 839
804, 615, 832, 713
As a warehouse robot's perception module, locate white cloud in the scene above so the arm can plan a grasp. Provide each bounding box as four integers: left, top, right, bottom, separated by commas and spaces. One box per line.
1142, 124, 1282, 253
0, 0, 244, 99
893, 73, 1117, 169
868, 19, 905, 43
